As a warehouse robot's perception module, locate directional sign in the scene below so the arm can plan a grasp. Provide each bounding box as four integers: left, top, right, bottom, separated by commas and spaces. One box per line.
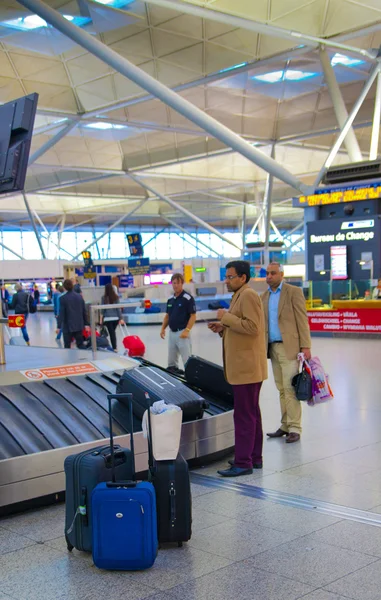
127, 233, 144, 257
128, 257, 150, 275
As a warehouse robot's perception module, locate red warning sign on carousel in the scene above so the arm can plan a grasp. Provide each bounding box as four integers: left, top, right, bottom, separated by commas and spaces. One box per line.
8, 315, 25, 328
21, 362, 99, 381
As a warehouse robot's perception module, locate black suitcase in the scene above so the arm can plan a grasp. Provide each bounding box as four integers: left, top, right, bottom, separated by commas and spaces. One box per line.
145, 393, 192, 546
116, 366, 208, 422
64, 442, 133, 552
185, 355, 234, 406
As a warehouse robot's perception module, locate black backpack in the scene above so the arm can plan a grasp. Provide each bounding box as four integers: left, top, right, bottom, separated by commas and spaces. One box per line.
28, 294, 37, 314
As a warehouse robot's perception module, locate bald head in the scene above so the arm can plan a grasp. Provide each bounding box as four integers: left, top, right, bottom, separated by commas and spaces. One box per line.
266, 262, 284, 290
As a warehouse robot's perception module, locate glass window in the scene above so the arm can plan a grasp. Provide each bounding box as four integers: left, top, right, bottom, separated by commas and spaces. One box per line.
2, 231, 23, 259
59, 232, 77, 259
108, 232, 126, 259
141, 232, 157, 259
182, 234, 197, 258
155, 233, 171, 260
18, 232, 41, 259
223, 233, 241, 258
169, 233, 184, 259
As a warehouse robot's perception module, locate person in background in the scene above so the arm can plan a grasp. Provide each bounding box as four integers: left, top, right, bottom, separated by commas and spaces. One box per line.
160, 273, 196, 374
1, 285, 9, 318
53, 285, 65, 341
33, 284, 40, 305
262, 262, 311, 444
57, 279, 89, 349
100, 283, 125, 352
372, 278, 381, 299
10, 283, 32, 345
208, 260, 267, 477
72, 276, 82, 295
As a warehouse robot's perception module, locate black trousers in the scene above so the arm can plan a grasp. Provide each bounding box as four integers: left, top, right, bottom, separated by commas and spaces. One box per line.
105, 320, 119, 350
63, 330, 85, 349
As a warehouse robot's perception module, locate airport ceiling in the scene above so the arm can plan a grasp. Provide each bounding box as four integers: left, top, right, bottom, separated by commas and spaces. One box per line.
1, 0, 381, 234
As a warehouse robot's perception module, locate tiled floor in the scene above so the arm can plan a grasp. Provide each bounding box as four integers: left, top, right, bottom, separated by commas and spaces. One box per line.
1, 314, 381, 599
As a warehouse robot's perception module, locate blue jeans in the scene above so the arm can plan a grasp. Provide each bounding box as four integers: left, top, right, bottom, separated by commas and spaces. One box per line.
21, 314, 29, 343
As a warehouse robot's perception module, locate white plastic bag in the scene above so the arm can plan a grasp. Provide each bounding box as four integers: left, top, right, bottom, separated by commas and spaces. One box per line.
142, 402, 182, 461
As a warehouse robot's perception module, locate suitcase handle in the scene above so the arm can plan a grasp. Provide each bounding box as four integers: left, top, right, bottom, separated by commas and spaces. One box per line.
106, 481, 136, 488
107, 393, 135, 482
144, 392, 154, 471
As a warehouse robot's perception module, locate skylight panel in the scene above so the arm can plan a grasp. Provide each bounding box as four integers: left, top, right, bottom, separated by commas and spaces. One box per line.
3, 14, 90, 31
253, 70, 317, 83
92, 0, 135, 6
331, 53, 365, 67
84, 122, 127, 130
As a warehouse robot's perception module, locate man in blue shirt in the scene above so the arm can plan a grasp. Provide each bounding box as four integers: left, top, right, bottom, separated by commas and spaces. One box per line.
160, 273, 196, 374
262, 263, 311, 443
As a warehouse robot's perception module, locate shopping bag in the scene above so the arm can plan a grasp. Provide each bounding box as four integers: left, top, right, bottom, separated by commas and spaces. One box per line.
308, 356, 334, 406
142, 402, 182, 461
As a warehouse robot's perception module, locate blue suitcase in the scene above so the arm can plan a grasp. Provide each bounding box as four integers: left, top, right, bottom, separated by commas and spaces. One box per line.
91, 393, 158, 571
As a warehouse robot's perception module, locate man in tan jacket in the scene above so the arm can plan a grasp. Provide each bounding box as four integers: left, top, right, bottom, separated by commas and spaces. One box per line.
262, 262, 311, 443
208, 260, 268, 477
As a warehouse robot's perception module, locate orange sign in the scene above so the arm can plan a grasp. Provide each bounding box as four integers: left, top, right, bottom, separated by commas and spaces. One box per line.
8, 315, 25, 328
21, 362, 99, 381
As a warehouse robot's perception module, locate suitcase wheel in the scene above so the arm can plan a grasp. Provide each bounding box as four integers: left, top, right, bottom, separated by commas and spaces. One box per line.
178, 541, 183, 548
65, 534, 74, 552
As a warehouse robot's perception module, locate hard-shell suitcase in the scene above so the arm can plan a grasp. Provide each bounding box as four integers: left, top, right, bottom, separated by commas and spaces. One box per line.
64, 444, 133, 552
91, 393, 158, 570
120, 324, 145, 357
146, 393, 192, 546
116, 366, 208, 421
185, 355, 234, 407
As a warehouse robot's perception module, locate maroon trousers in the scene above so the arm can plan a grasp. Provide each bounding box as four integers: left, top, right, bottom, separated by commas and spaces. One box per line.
233, 382, 263, 469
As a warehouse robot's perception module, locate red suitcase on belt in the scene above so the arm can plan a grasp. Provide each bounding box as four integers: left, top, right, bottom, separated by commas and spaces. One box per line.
120, 324, 145, 357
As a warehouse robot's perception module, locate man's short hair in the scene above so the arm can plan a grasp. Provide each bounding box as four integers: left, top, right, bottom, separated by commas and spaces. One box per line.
225, 260, 251, 283
15, 283, 22, 292
171, 273, 184, 284
268, 262, 284, 273
63, 279, 74, 292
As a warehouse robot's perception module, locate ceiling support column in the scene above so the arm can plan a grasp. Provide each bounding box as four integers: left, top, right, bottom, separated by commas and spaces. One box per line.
315, 63, 380, 186
370, 71, 381, 160
23, 193, 46, 259
319, 48, 363, 162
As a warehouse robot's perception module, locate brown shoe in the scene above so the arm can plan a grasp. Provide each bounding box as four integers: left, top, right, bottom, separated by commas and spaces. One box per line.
267, 428, 289, 438
286, 432, 300, 443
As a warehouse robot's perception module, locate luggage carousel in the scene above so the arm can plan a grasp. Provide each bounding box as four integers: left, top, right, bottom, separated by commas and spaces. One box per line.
0, 347, 234, 515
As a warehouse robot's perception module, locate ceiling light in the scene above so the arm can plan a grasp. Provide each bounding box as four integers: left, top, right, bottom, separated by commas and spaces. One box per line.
84, 122, 127, 130
331, 53, 365, 67
253, 70, 317, 83
92, 0, 135, 6
218, 62, 248, 74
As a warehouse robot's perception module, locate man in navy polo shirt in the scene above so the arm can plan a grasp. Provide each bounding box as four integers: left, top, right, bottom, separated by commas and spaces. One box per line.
160, 273, 196, 373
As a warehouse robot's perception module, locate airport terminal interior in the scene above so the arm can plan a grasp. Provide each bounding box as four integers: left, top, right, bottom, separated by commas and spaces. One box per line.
2, 0, 381, 598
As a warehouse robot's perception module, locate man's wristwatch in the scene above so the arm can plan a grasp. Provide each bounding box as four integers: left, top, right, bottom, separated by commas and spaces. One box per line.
185, 327, 190, 332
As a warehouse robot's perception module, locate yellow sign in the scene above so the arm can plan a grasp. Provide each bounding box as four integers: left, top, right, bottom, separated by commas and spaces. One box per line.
299, 185, 381, 207
184, 265, 192, 283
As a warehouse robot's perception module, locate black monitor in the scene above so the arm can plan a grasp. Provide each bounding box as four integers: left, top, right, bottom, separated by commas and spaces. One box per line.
0, 93, 39, 195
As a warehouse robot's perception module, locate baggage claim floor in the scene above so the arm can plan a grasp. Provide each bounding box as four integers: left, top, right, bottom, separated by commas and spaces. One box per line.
1, 313, 381, 600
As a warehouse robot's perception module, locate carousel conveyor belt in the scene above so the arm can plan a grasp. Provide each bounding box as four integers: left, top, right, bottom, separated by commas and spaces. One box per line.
0, 367, 231, 461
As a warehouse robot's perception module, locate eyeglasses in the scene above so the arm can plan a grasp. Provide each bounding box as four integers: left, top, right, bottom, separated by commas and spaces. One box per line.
225, 275, 239, 281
